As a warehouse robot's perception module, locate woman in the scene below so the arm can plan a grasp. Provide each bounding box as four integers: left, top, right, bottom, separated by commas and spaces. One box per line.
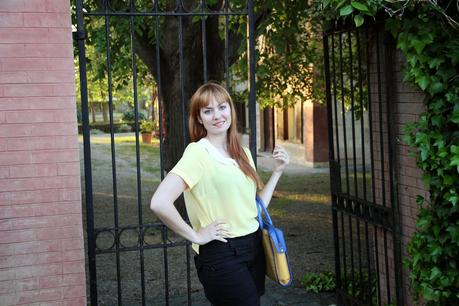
150, 82, 289, 306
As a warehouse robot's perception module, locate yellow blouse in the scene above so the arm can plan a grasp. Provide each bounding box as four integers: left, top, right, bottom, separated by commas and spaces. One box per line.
170, 138, 259, 253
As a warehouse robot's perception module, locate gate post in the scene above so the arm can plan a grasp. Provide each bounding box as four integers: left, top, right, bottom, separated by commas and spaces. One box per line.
0, 0, 86, 304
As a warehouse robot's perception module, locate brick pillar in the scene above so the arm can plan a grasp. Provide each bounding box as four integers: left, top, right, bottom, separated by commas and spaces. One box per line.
392, 53, 429, 306
304, 100, 329, 167
0, 1, 86, 305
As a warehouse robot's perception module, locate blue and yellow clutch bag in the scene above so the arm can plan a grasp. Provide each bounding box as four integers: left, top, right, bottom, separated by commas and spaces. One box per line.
256, 197, 293, 287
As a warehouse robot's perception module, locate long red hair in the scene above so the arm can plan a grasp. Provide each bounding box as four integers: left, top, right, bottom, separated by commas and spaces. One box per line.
189, 82, 263, 190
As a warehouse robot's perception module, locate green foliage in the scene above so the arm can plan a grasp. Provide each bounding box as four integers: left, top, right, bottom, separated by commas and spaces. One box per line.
72, 0, 156, 111
320, 0, 381, 27
318, 1, 459, 305
395, 9, 459, 305
77, 122, 136, 134
122, 110, 146, 123
301, 271, 336, 293
118, 123, 133, 133
302, 270, 376, 302
74, 0, 322, 111
252, 0, 323, 108
139, 119, 159, 134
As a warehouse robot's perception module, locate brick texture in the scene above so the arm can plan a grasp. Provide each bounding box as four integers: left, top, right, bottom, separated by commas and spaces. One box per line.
0, 1, 86, 305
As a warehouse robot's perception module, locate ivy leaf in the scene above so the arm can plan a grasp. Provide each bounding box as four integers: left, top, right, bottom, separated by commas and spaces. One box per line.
446, 44, 459, 65
451, 106, 459, 124
354, 14, 364, 27
351, 1, 369, 12
416, 195, 425, 205
339, 5, 353, 16
420, 148, 429, 161
450, 157, 459, 173
429, 82, 444, 95
428, 57, 444, 69
323, 0, 331, 9
412, 39, 428, 54
443, 175, 454, 186
335, 0, 348, 10
448, 195, 458, 206
417, 75, 429, 91
417, 217, 430, 229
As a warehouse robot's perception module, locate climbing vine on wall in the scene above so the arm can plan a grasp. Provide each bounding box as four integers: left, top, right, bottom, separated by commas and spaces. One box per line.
317, 1, 459, 305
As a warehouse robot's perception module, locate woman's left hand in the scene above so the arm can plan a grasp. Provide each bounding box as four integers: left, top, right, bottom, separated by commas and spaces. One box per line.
273, 145, 290, 173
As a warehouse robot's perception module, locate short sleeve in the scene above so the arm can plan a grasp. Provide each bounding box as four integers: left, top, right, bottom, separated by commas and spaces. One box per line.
170, 143, 205, 189
243, 147, 256, 170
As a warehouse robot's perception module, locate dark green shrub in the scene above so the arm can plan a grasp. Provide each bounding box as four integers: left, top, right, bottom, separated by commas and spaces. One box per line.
122, 110, 146, 122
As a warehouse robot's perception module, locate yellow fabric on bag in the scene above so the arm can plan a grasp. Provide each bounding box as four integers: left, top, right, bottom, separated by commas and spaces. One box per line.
262, 229, 292, 286
170, 141, 259, 254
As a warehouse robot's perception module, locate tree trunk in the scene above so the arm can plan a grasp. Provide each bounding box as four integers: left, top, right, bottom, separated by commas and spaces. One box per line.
102, 103, 108, 122
90, 102, 96, 123
263, 107, 274, 151
135, 9, 241, 215
137, 16, 228, 167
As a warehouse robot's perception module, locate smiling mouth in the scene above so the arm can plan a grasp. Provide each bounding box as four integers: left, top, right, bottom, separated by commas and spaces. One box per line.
213, 121, 225, 127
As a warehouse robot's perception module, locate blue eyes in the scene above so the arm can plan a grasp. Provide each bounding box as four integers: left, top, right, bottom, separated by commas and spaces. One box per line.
203, 104, 227, 115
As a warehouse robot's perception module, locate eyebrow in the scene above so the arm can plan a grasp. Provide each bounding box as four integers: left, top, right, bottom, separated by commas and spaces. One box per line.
203, 102, 228, 109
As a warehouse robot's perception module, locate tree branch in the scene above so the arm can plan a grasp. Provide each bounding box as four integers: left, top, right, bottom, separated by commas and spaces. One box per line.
135, 31, 159, 81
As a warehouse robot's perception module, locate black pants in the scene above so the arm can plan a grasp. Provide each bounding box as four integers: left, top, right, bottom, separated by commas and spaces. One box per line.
194, 229, 266, 306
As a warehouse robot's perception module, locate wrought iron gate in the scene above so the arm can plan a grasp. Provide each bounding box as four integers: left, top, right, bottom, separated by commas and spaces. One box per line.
323, 23, 403, 305
74, 1, 257, 305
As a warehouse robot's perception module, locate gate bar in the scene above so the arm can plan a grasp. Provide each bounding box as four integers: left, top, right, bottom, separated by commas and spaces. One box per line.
383, 32, 404, 306
75, 0, 98, 304
375, 28, 392, 304
104, 3, 123, 304
128, 1, 148, 304
355, 28, 372, 304
248, 0, 257, 166
364, 26, 381, 305
338, 33, 350, 194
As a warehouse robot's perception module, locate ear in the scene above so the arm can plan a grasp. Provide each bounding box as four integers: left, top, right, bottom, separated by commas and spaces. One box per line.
197, 116, 203, 124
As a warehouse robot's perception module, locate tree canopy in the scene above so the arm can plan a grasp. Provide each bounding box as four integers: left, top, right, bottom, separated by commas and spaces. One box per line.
73, 0, 323, 170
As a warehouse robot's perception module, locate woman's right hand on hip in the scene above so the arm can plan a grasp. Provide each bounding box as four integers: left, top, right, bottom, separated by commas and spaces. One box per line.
195, 220, 230, 245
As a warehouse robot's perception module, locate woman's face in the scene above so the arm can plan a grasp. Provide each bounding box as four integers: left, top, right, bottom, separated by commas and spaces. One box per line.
199, 96, 232, 136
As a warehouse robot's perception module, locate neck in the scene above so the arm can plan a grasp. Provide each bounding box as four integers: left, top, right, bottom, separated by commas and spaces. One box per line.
205, 133, 227, 150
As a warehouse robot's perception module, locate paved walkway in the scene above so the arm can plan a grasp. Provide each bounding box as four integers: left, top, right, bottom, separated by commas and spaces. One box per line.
255, 140, 329, 176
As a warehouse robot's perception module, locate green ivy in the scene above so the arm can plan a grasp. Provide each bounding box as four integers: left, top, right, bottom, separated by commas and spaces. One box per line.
302, 271, 377, 303
318, 1, 459, 305
389, 10, 459, 305
302, 271, 336, 293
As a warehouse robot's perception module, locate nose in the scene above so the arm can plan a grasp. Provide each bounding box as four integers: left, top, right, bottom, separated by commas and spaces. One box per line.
213, 109, 222, 120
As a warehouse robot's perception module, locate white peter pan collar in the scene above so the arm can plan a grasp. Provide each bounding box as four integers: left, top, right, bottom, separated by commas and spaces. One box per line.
198, 138, 239, 167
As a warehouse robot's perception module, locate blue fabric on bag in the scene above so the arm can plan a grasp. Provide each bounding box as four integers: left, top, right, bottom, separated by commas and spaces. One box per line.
256, 196, 293, 287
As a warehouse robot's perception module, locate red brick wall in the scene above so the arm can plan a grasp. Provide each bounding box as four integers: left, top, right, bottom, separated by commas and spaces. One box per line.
392, 51, 429, 306
0, 1, 86, 305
